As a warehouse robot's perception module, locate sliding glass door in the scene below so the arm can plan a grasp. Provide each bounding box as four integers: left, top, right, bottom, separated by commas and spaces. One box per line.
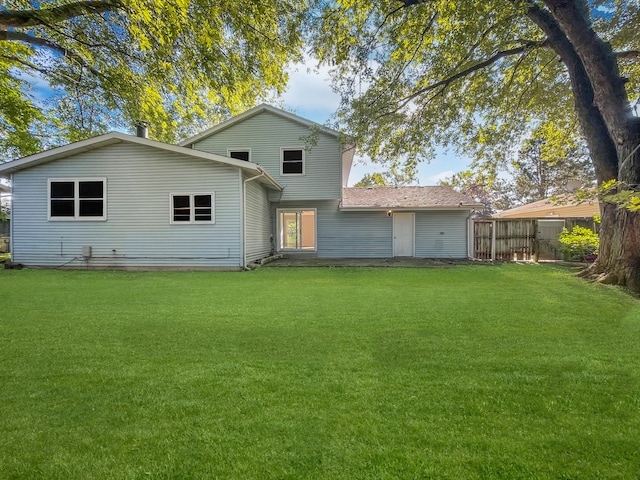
278, 209, 316, 251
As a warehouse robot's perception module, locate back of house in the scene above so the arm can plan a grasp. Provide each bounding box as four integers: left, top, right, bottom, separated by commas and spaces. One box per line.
0, 104, 481, 269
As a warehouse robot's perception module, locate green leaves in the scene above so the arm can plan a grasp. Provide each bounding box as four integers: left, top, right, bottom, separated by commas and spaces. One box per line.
558, 225, 599, 261
1, 0, 308, 158
0, 42, 44, 158
308, 0, 632, 174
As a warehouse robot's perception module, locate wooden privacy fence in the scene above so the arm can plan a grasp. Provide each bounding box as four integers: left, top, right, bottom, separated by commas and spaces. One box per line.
474, 219, 538, 261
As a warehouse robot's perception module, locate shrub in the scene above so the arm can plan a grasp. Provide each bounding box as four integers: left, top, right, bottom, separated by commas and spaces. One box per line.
558, 225, 599, 261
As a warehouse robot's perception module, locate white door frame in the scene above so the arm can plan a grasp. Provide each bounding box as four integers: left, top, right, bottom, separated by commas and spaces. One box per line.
393, 212, 415, 257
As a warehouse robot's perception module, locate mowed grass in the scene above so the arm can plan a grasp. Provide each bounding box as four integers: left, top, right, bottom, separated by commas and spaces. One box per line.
1, 265, 639, 479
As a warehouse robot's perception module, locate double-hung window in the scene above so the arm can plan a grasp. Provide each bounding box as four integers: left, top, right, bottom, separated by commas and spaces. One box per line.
281, 148, 304, 175
170, 193, 214, 224
48, 178, 106, 221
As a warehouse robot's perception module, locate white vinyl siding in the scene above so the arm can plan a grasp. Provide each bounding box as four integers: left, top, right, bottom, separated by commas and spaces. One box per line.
244, 177, 271, 262
193, 111, 342, 201
275, 201, 392, 258
11, 142, 243, 268
273, 202, 471, 259
415, 210, 470, 258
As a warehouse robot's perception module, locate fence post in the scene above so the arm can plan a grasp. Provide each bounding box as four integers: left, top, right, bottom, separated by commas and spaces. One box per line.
491, 220, 496, 261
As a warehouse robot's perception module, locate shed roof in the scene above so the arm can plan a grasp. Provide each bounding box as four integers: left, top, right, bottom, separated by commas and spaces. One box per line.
340, 186, 482, 210
493, 196, 599, 218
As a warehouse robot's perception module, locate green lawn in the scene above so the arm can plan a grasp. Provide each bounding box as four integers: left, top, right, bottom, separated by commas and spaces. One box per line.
1, 265, 639, 479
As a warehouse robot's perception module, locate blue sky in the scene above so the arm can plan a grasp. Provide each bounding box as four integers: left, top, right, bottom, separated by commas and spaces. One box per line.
280, 61, 471, 186
14, 59, 471, 187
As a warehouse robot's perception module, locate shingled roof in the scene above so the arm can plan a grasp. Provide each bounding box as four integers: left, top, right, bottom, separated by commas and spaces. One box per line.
341, 186, 482, 210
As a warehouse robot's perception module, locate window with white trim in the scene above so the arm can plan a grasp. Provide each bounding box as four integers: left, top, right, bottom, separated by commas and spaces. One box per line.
170, 193, 214, 224
48, 178, 106, 221
280, 148, 304, 175
228, 149, 250, 162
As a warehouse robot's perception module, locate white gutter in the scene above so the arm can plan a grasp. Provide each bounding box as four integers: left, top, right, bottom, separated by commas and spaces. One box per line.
256, 165, 283, 191
339, 205, 482, 212
9, 174, 13, 261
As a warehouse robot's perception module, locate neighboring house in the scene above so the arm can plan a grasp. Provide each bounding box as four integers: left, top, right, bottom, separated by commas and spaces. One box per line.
493, 195, 600, 260
0, 104, 481, 269
0, 183, 9, 210
493, 196, 600, 220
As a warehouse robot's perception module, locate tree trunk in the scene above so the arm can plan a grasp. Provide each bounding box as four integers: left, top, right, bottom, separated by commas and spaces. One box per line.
595, 202, 640, 292
534, 0, 640, 293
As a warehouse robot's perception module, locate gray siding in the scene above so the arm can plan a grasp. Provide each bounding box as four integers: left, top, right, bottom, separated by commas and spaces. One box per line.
274, 201, 470, 259
193, 111, 342, 201
274, 201, 392, 258
415, 210, 470, 258
12, 142, 243, 268
317, 203, 393, 258
244, 176, 272, 262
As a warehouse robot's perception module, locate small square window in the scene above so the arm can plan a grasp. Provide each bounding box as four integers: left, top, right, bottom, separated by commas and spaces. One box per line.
281, 148, 304, 175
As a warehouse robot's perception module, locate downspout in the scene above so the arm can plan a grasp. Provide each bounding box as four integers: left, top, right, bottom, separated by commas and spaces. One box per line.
242, 170, 267, 270
9, 173, 13, 261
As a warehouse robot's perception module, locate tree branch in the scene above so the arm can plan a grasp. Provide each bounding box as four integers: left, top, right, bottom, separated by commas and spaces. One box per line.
524, 1, 619, 182
1, 54, 83, 85
367, 12, 437, 108
0, 30, 66, 55
399, 0, 427, 6
397, 41, 547, 110
1, 30, 103, 78
0, 1, 121, 29
1, 54, 51, 77
542, 0, 631, 135
616, 50, 639, 61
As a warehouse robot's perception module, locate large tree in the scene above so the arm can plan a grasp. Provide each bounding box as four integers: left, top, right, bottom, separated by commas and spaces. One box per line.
0, 0, 306, 156
310, 0, 640, 291
511, 135, 594, 204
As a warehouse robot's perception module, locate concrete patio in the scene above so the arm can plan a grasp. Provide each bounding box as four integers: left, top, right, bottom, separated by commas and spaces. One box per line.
261, 256, 481, 268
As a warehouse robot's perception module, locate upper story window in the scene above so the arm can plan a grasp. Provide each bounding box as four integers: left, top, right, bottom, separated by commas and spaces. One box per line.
170, 193, 214, 224
281, 148, 305, 175
228, 149, 250, 162
48, 178, 106, 221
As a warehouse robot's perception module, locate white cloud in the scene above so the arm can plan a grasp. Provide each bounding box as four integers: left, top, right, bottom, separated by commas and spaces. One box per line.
424, 169, 455, 184
281, 58, 340, 123
278, 58, 475, 187
12, 68, 58, 103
